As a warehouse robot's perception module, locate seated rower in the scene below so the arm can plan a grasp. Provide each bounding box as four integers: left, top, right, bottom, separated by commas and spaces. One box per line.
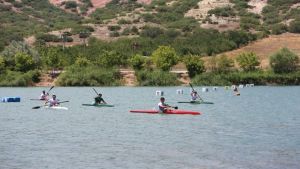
45, 95, 59, 107
94, 93, 107, 105
191, 91, 203, 102
40, 90, 49, 100
158, 97, 172, 113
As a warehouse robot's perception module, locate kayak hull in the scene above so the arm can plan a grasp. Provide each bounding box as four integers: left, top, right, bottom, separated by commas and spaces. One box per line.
130, 109, 201, 115
45, 106, 68, 110
178, 101, 214, 104
82, 104, 114, 107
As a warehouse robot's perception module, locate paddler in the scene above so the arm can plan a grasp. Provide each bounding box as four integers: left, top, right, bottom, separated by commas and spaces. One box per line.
94, 93, 107, 104
45, 95, 59, 107
191, 91, 203, 102
233, 85, 240, 96
40, 90, 49, 100
158, 97, 171, 113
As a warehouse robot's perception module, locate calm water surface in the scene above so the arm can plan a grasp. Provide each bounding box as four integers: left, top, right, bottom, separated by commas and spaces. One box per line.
0, 86, 299, 169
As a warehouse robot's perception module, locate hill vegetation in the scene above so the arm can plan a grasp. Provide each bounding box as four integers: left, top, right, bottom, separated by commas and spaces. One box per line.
0, 0, 300, 86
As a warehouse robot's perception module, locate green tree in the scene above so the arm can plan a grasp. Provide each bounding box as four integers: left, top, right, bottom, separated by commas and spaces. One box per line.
75, 57, 91, 67
1, 41, 40, 66
41, 48, 60, 68
183, 55, 205, 78
236, 52, 260, 71
216, 55, 234, 73
151, 46, 178, 71
0, 56, 5, 73
98, 50, 127, 67
270, 48, 299, 73
14, 52, 35, 72
129, 54, 146, 70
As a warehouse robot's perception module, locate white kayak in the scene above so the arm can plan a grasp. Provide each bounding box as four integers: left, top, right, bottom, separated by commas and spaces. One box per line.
44, 106, 68, 110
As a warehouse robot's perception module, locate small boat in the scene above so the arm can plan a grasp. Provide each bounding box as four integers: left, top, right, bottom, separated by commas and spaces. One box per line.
44, 106, 68, 110
130, 109, 201, 115
82, 104, 114, 107
178, 101, 214, 104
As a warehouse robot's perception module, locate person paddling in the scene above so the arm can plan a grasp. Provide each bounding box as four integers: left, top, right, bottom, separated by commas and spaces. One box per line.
45, 95, 59, 107
233, 85, 240, 96
40, 90, 49, 100
158, 97, 172, 113
94, 93, 107, 104
190, 91, 203, 102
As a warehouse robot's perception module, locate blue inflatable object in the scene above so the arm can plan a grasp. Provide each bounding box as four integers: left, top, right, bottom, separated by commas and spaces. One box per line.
1, 97, 21, 102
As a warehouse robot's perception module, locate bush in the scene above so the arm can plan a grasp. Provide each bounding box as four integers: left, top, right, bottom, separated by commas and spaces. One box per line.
271, 23, 288, 35
109, 31, 120, 37
97, 50, 127, 67
151, 46, 178, 71
236, 52, 260, 71
216, 55, 235, 73
108, 25, 121, 31
65, 1, 77, 9
14, 52, 36, 72
183, 55, 205, 78
289, 20, 300, 33
208, 6, 236, 17
192, 71, 300, 86
129, 54, 146, 70
270, 48, 299, 73
117, 19, 132, 24
136, 70, 180, 86
0, 70, 40, 86
140, 26, 164, 38
75, 57, 91, 67
0, 56, 5, 73
56, 65, 121, 86
36, 34, 60, 42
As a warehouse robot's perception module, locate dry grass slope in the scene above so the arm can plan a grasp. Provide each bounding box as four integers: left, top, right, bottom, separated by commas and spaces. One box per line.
204, 33, 300, 69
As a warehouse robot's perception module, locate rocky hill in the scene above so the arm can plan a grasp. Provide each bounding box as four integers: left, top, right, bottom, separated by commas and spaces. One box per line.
1, 0, 300, 59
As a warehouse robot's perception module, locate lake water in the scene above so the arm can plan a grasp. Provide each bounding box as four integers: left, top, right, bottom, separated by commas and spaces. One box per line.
0, 86, 299, 169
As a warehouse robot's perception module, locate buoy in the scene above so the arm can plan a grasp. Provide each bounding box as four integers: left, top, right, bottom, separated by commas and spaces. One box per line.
202, 87, 208, 92
224, 86, 230, 90
212, 87, 218, 91
1, 97, 21, 102
156, 90, 164, 96
239, 84, 244, 88
245, 84, 250, 87
250, 84, 255, 87
176, 89, 183, 94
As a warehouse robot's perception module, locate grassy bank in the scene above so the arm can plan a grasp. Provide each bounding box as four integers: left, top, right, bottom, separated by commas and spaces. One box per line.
192, 71, 300, 86
56, 66, 121, 86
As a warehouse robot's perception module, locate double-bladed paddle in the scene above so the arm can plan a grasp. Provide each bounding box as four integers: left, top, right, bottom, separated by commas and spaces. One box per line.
92, 88, 99, 95
189, 83, 204, 102
32, 101, 69, 109
47, 86, 54, 95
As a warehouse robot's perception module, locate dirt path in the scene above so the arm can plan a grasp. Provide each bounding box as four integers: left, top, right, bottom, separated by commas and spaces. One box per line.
35, 72, 56, 87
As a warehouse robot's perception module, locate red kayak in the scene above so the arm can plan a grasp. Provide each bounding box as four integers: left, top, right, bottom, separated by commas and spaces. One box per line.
130, 109, 201, 115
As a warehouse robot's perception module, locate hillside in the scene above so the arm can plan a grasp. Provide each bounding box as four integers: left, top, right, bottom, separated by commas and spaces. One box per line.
204, 33, 300, 69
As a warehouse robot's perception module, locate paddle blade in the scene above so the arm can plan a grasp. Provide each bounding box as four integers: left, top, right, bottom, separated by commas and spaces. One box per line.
173, 106, 178, 109
58, 101, 69, 104
189, 83, 195, 91
48, 86, 54, 93
32, 106, 41, 109
92, 88, 99, 95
